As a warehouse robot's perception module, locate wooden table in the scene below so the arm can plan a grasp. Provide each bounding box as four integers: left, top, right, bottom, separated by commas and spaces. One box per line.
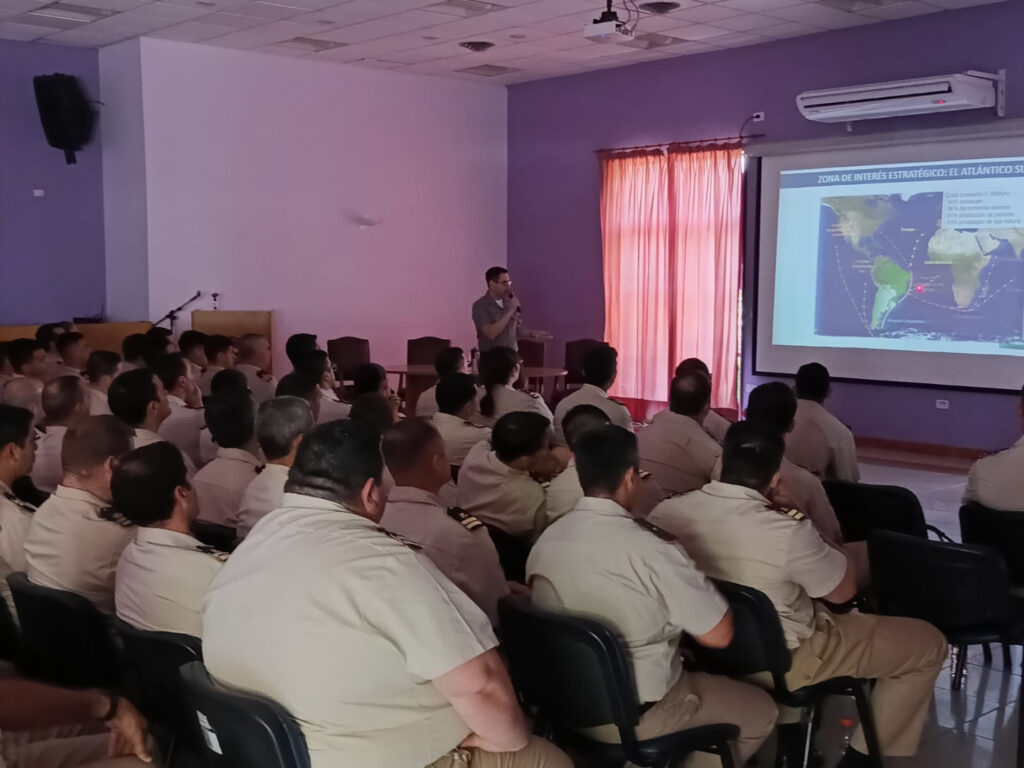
383, 365, 568, 412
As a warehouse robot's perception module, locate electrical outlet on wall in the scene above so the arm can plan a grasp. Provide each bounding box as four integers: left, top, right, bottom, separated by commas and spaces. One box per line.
935, 399, 950, 410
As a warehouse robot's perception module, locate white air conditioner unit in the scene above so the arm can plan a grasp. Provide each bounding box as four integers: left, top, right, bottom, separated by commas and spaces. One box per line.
796, 70, 1005, 124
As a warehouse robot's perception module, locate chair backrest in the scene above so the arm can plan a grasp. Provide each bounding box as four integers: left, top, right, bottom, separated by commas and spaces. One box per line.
7, 571, 124, 688
485, 524, 529, 583
688, 580, 793, 692
180, 661, 311, 768
960, 502, 1024, 588
564, 339, 606, 387
517, 338, 546, 368
326, 337, 370, 382
869, 530, 1013, 631
498, 597, 640, 741
822, 480, 927, 541
406, 337, 450, 366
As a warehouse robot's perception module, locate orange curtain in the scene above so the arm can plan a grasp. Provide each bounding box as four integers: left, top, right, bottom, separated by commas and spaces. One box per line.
601, 145, 743, 413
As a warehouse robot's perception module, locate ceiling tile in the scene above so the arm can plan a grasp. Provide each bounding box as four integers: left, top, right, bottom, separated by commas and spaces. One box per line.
756, 18, 821, 35
159, 0, 252, 12
255, 40, 314, 53
313, 7, 449, 42
718, 0, 805, 11
671, 3, 743, 21
0, 19, 50, 36
920, 0, 1001, 7
144, 19, 228, 38
121, 2, 211, 20
713, 12, 777, 30
68, 0, 148, 12
201, 10, 267, 26
205, 17, 321, 44
661, 21, 731, 39
763, 1, 874, 25
858, 0, 936, 18
711, 29, 766, 45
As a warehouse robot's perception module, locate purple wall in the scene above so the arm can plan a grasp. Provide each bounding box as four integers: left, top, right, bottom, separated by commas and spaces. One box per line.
508, 1, 1024, 451
0, 40, 105, 325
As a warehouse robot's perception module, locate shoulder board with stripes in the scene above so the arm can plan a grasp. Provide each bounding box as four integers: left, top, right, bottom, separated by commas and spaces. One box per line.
771, 505, 805, 521
195, 545, 230, 562
3, 491, 36, 513
377, 527, 424, 551
633, 517, 676, 542
447, 506, 484, 531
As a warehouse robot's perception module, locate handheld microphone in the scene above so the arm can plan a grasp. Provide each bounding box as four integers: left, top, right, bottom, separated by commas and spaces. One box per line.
508, 291, 522, 315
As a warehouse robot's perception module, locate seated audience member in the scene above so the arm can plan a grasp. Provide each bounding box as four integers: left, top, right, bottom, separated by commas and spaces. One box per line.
31, 376, 89, 493
276, 373, 322, 422
432, 374, 491, 466
120, 334, 148, 372
415, 347, 469, 418
552, 345, 632, 445
477, 346, 552, 428
637, 370, 721, 494
25, 416, 135, 613
114, 442, 226, 637
382, 418, 510, 626
237, 397, 313, 539
351, 363, 403, 419
108, 369, 194, 475
153, 353, 205, 468
648, 421, 946, 766
1, 377, 44, 429
84, 351, 122, 416
7, 338, 48, 381
964, 385, 1024, 511
203, 420, 571, 768
0, 405, 37, 603
52, 332, 90, 379
197, 335, 238, 398
140, 332, 172, 369
788, 362, 860, 481
0, 343, 12, 389
0, 677, 151, 768
192, 391, 260, 527
298, 350, 350, 422
197, 369, 251, 464
528, 424, 778, 760
285, 332, 318, 372
676, 358, 731, 444
177, 329, 209, 381
35, 322, 70, 378
547, 405, 665, 526
350, 394, 397, 441
457, 412, 552, 541
235, 333, 278, 404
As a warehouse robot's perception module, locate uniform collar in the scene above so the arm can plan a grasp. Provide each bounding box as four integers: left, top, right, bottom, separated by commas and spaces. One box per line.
320, 387, 340, 402
215, 447, 262, 466
42, 425, 68, 438
53, 484, 107, 508
279, 492, 377, 526
387, 486, 443, 507
167, 395, 187, 408
135, 428, 162, 444
205, 365, 224, 377
574, 496, 631, 519
433, 412, 464, 425
489, 449, 529, 478
236, 363, 257, 373
262, 462, 291, 476
700, 480, 772, 506
651, 409, 701, 429
797, 399, 827, 416
136, 526, 202, 548
580, 383, 609, 398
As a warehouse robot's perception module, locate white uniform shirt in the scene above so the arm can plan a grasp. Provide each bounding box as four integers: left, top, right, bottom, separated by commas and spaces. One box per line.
637, 409, 722, 494
552, 383, 633, 445
193, 448, 262, 527
29, 425, 66, 494
456, 441, 547, 541
237, 463, 289, 539
317, 397, 351, 425
202, 493, 497, 768
0, 482, 33, 573
528, 497, 727, 704
116, 527, 226, 636
964, 436, 1024, 511
158, 395, 206, 469
547, 459, 667, 526
24, 485, 135, 614
236, 363, 278, 405
787, 399, 860, 482
87, 387, 111, 416
431, 412, 491, 466
476, 385, 553, 427
196, 365, 224, 398
648, 481, 847, 649
134, 428, 197, 478
414, 385, 439, 418
702, 409, 732, 444
199, 429, 218, 465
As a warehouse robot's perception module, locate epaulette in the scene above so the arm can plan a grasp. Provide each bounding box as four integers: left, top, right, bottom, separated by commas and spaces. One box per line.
463, 421, 487, 428
638, 470, 652, 480
633, 517, 677, 542
663, 491, 686, 500
99, 507, 134, 528
254, 465, 265, 475
771, 505, 805, 521
377, 527, 423, 551
447, 506, 484, 531
527, 391, 541, 399
196, 545, 230, 562
2, 491, 35, 513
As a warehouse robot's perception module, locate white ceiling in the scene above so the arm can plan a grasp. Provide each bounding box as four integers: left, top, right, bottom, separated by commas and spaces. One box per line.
0, 0, 1005, 84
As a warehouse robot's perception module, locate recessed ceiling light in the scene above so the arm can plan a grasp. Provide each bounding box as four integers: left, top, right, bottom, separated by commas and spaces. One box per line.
459, 40, 494, 52
458, 64, 519, 76
429, 0, 502, 17
277, 36, 345, 51
623, 32, 686, 49
24, 2, 114, 23
638, 1, 681, 12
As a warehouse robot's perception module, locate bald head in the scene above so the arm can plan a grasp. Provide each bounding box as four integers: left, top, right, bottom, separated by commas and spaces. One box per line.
238, 333, 271, 369
2, 377, 44, 422
381, 418, 450, 493
42, 375, 88, 426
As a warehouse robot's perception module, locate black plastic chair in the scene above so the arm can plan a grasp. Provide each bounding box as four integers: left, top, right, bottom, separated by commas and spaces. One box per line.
0, 593, 21, 665
115, 618, 204, 767
191, 522, 238, 553
485, 524, 529, 583
499, 596, 738, 768
7, 571, 124, 688
822, 480, 951, 543
564, 339, 606, 390
406, 336, 450, 366
326, 337, 370, 383
690, 580, 882, 768
179, 661, 310, 768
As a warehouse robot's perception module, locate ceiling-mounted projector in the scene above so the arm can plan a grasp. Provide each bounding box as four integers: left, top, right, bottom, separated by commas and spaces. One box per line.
584, 1, 634, 43
797, 70, 1006, 124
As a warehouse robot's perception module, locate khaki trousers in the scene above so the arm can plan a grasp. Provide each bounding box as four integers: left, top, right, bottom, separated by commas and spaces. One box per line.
1, 727, 149, 768
426, 736, 572, 768
786, 610, 947, 757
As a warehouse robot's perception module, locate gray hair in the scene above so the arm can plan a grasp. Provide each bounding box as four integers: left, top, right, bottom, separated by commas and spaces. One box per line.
256, 396, 314, 460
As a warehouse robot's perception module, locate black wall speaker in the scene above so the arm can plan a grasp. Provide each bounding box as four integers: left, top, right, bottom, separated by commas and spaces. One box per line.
33, 73, 97, 166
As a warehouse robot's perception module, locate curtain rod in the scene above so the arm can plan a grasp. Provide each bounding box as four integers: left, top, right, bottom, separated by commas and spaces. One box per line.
595, 134, 765, 154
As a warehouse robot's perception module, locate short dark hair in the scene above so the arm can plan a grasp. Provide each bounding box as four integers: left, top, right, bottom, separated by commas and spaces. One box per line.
285, 420, 383, 506
436, 373, 478, 416
720, 420, 785, 491
575, 425, 638, 497
85, 351, 121, 383
295, 349, 330, 380
204, 334, 235, 362
55, 332, 85, 359
485, 266, 509, 284
563, 404, 611, 453
350, 393, 395, 441
286, 334, 318, 368
0, 405, 34, 451
352, 364, 387, 398
433, 347, 465, 377
795, 363, 830, 402
256, 397, 314, 460
479, 346, 518, 418
178, 330, 208, 357
8, 339, 44, 374
745, 382, 797, 436
275, 373, 320, 404
382, 418, 442, 477
205, 391, 256, 448
669, 370, 711, 417
146, 326, 173, 339
62, 415, 133, 474
141, 334, 172, 368
35, 322, 69, 351
42, 376, 85, 423
121, 333, 148, 363
108, 369, 159, 427
210, 368, 248, 395
582, 345, 617, 388
0, 343, 7, 373
492, 411, 549, 464
111, 442, 187, 526
675, 357, 710, 378
152, 353, 188, 392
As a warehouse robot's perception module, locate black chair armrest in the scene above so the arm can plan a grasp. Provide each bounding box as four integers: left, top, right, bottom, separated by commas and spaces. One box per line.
926, 524, 954, 543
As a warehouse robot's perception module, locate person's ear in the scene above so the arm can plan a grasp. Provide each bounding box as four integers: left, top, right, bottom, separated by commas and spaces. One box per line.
769, 470, 782, 495
290, 434, 304, 454
362, 477, 385, 520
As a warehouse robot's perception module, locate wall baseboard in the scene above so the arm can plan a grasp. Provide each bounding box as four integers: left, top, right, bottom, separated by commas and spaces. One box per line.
855, 436, 986, 461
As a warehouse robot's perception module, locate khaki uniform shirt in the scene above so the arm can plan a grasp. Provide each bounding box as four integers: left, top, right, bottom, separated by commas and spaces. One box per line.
24, 485, 135, 614
431, 412, 490, 466
159, 396, 206, 468
527, 497, 727, 704
552, 384, 633, 446
236, 363, 278, 405
193, 448, 262, 527
787, 400, 860, 482
87, 387, 111, 416
472, 294, 520, 352
648, 481, 847, 649
477, 385, 552, 428
382, 486, 509, 626
637, 410, 722, 494
456, 441, 547, 540
964, 436, 1024, 511
0, 482, 33, 573
703, 409, 731, 444
415, 385, 439, 418
237, 463, 289, 539
29, 425, 66, 494
546, 459, 668, 527
202, 493, 497, 768
196, 365, 224, 398
199, 428, 218, 465
135, 428, 197, 478
50, 365, 83, 380
115, 527, 226, 636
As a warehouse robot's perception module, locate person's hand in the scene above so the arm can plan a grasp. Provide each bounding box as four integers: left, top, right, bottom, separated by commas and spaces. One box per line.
506, 295, 521, 313
184, 379, 203, 409
529, 330, 553, 342
387, 392, 404, 417
101, 697, 152, 763
508, 581, 532, 597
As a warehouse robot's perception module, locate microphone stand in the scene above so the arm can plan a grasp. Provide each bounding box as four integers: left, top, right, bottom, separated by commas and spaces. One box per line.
152, 290, 202, 335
